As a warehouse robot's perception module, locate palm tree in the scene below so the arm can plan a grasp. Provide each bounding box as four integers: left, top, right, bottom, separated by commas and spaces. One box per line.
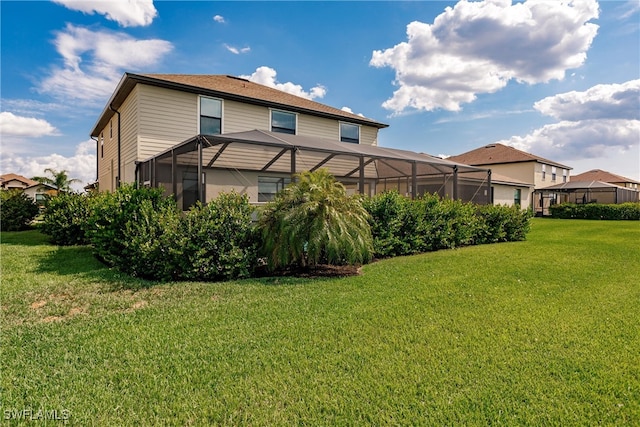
32, 168, 81, 192
258, 168, 373, 271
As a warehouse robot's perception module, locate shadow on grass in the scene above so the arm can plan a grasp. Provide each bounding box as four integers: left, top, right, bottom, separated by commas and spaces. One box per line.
36, 245, 157, 291
0, 229, 51, 246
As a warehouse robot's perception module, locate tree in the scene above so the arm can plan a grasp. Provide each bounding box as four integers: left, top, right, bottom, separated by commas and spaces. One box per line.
258, 169, 373, 271
32, 168, 81, 192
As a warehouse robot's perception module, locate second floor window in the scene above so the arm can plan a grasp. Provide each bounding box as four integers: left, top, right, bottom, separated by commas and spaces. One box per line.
200, 97, 222, 135
340, 123, 360, 144
271, 110, 296, 134
541, 164, 546, 180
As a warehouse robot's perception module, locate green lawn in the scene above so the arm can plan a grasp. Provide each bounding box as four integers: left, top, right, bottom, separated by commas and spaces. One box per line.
1, 219, 639, 425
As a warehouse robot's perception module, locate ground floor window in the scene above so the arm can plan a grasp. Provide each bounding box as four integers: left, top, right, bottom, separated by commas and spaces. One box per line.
514, 188, 521, 207
258, 176, 291, 202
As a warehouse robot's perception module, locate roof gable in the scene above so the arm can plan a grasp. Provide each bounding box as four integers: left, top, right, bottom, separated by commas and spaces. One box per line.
0, 173, 38, 187
448, 143, 571, 169
91, 73, 388, 137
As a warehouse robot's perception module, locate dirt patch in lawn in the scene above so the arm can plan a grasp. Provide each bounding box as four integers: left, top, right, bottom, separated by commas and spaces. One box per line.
255, 264, 363, 279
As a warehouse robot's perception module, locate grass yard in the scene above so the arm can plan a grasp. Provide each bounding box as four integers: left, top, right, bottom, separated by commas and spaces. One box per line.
1, 219, 639, 425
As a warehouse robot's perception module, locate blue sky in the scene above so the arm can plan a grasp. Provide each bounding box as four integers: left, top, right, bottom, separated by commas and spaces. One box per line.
1, 0, 639, 188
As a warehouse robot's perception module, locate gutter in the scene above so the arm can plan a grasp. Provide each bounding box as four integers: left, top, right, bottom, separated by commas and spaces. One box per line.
109, 103, 121, 188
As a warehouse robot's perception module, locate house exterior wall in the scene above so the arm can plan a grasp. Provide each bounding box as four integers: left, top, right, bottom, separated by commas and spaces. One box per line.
138, 85, 198, 159
1, 179, 30, 190
492, 184, 532, 208
97, 83, 382, 191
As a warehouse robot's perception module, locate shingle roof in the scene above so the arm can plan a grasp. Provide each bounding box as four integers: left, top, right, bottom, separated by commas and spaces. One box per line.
448, 143, 571, 169
91, 73, 388, 136
571, 169, 639, 185
0, 173, 37, 187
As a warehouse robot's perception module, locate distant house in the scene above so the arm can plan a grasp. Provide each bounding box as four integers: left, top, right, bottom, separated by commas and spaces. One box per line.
448, 143, 572, 213
90, 73, 493, 208
571, 169, 639, 191
24, 183, 58, 207
536, 169, 640, 206
0, 173, 57, 208
0, 173, 37, 191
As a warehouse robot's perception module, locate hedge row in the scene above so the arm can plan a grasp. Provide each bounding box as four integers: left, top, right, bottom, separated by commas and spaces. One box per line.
41, 185, 257, 281
548, 202, 640, 220
363, 191, 532, 258
41, 182, 533, 281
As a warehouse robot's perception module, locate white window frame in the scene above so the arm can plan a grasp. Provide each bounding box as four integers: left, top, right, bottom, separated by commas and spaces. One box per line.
199, 96, 224, 135
270, 109, 297, 135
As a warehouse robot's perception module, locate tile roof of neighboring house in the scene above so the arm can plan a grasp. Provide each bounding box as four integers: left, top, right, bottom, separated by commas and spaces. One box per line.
91, 73, 388, 137
448, 143, 571, 169
0, 173, 38, 188
571, 169, 640, 185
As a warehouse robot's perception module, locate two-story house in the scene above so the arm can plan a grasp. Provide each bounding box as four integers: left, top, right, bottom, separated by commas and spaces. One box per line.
91, 73, 493, 208
448, 143, 572, 213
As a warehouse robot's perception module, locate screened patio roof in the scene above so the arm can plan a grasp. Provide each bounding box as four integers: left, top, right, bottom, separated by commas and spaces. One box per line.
146, 129, 487, 176
138, 130, 493, 202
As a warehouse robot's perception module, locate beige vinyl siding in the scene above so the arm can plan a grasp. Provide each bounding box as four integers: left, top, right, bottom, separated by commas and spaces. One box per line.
137, 85, 198, 160
298, 115, 339, 140
360, 125, 378, 146
120, 86, 139, 184
97, 119, 119, 192
223, 100, 269, 133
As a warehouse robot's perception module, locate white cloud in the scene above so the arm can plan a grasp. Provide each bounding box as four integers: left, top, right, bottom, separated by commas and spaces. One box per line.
534, 79, 640, 121
240, 66, 327, 100
53, 0, 157, 27
213, 15, 226, 23
0, 140, 97, 191
0, 112, 59, 137
37, 24, 173, 103
498, 79, 640, 171
341, 106, 365, 117
502, 119, 639, 161
224, 44, 251, 55
371, 0, 599, 113
619, 0, 640, 20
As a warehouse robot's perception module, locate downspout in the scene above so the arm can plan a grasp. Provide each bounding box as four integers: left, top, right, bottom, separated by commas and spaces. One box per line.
90, 136, 99, 183
109, 103, 121, 188
487, 169, 492, 205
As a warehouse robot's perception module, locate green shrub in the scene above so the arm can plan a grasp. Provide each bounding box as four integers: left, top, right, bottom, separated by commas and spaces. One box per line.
120, 198, 181, 281
258, 169, 373, 270
86, 184, 175, 268
178, 193, 257, 281
0, 190, 39, 231
40, 192, 93, 245
474, 204, 510, 244
549, 202, 640, 220
362, 191, 425, 257
420, 195, 479, 251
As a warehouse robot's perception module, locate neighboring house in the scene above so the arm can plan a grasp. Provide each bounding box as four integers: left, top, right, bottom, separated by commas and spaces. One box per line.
23, 183, 58, 207
571, 169, 639, 190
448, 143, 572, 213
91, 73, 493, 207
0, 173, 38, 191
